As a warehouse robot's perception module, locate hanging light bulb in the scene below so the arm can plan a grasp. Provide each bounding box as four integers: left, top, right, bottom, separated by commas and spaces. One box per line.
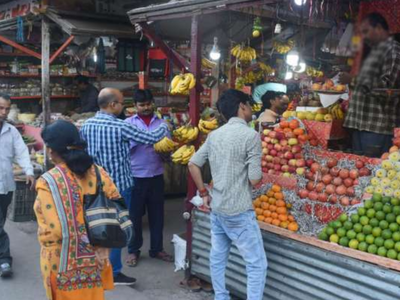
294, 60, 306, 73
274, 23, 282, 34
285, 70, 293, 80
286, 49, 300, 67
210, 37, 221, 61
93, 53, 98, 63
294, 0, 307, 6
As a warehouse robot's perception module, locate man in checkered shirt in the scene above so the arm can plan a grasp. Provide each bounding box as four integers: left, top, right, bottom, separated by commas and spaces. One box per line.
189, 89, 267, 300
81, 88, 169, 286
340, 13, 400, 157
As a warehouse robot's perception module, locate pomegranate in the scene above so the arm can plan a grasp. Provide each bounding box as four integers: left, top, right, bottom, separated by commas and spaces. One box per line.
330, 167, 340, 177
327, 158, 338, 168
311, 163, 321, 173
339, 169, 350, 179
340, 197, 350, 206
318, 193, 328, 202
333, 177, 343, 186
322, 174, 333, 185
355, 161, 364, 169
349, 169, 359, 180
321, 167, 330, 175
336, 185, 347, 195
359, 167, 371, 177
351, 198, 361, 205
325, 184, 336, 195
315, 183, 325, 193
305, 171, 314, 181
299, 189, 309, 199
306, 182, 315, 191
330, 195, 338, 204
343, 178, 354, 188
346, 187, 355, 197
309, 191, 319, 201
306, 159, 315, 167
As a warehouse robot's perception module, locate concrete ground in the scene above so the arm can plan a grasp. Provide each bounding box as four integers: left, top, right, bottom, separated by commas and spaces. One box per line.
1, 197, 214, 300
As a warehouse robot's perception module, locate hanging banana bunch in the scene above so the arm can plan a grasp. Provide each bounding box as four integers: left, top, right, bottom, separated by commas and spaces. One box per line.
273, 40, 294, 54
201, 58, 216, 69
198, 118, 218, 134
171, 145, 196, 165
173, 125, 199, 143
154, 137, 179, 153
306, 66, 324, 78
231, 44, 257, 61
170, 73, 196, 95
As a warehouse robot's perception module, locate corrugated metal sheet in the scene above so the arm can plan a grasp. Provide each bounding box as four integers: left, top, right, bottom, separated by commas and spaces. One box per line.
191, 210, 400, 300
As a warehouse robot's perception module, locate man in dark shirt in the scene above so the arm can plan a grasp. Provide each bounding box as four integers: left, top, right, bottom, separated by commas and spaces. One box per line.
76, 75, 99, 113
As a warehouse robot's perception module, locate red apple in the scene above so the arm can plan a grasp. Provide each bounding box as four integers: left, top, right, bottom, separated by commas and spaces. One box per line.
299, 189, 309, 199
274, 144, 282, 151
262, 148, 269, 155
355, 161, 364, 169
268, 169, 275, 175
344, 178, 354, 187
270, 149, 277, 156
318, 193, 328, 202
285, 132, 295, 139
340, 196, 350, 206
330, 195, 338, 204
267, 144, 274, 150
266, 155, 273, 162
271, 139, 279, 144
280, 139, 288, 146
291, 145, 302, 154
315, 183, 325, 193
325, 184, 336, 195
275, 132, 285, 140
359, 167, 371, 177
288, 166, 297, 173
280, 158, 288, 165
281, 165, 289, 172
306, 159, 315, 167
305, 171, 314, 180
273, 157, 281, 165
309, 191, 319, 201
330, 167, 340, 177
294, 153, 303, 159
327, 158, 338, 168
267, 163, 274, 169
277, 152, 284, 159
289, 159, 297, 167
333, 177, 343, 186
296, 167, 305, 175
284, 151, 294, 160
274, 164, 281, 171
336, 185, 347, 195
262, 161, 267, 167
296, 159, 306, 167
346, 187, 355, 197
311, 163, 321, 173
321, 167, 330, 175
268, 131, 277, 139
351, 198, 361, 205
322, 174, 333, 185
306, 182, 315, 191
349, 169, 359, 180
263, 137, 271, 143
353, 179, 359, 186
339, 169, 349, 179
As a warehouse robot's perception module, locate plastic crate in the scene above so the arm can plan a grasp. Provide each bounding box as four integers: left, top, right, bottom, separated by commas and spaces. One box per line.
8, 181, 36, 222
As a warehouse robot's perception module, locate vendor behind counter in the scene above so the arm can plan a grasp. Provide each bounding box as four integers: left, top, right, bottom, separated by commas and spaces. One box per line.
257, 91, 289, 125
75, 75, 99, 113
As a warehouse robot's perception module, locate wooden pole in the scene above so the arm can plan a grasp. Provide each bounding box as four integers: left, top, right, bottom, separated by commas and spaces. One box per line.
185, 14, 201, 279
41, 16, 51, 169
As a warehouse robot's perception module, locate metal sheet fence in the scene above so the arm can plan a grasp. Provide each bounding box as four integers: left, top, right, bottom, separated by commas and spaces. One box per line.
191, 210, 400, 300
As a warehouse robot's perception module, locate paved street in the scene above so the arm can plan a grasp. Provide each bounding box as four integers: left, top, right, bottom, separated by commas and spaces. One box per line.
1, 198, 213, 300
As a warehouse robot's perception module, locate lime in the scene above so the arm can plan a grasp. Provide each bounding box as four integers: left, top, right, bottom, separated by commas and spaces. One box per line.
339, 213, 348, 223
368, 244, 378, 254
391, 198, 400, 206
372, 227, 382, 237
383, 205, 393, 214
351, 214, 360, 223
366, 209, 376, 219
353, 223, 363, 233
384, 239, 395, 250
369, 218, 379, 228
393, 206, 400, 216
330, 234, 339, 243
366, 234, 375, 245
390, 223, 399, 232
393, 232, 400, 242
328, 221, 335, 228
375, 237, 384, 247
358, 242, 368, 252
376, 211, 386, 221
387, 249, 398, 259
362, 225, 372, 235
395, 241, 400, 252
398, 253, 400, 260
382, 196, 391, 205
378, 246, 387, 257
386, 213, 396, 223
360, 216, 370, 226
374, 202, 384, 211
372, 193, 382, 202
332, 221, 342, 229
357, 233, 366, 242
397, 215, 400, 225
382, 229, 393, 240
337, 228, 347, 238
358, 207, 366, 216
318, 232, 329, 241
326, 227, 335, 236
339, 237, 349, 247
349, 239, 359, 249
346, 230, 357, 240
365, 200, 374, 209
379, 220, 389, 230
343, 221, 353, 230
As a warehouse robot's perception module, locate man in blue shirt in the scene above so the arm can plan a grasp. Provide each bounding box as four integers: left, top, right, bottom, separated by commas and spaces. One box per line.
81, 88, 169, 286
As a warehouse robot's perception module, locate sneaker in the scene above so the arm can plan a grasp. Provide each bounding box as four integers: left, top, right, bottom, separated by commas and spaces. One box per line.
0, 263, 12, 278
113, 273, 136, 286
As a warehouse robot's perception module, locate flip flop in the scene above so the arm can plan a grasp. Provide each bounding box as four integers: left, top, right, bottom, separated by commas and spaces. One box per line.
152, 251, 174, 262
125, 253, 139, 267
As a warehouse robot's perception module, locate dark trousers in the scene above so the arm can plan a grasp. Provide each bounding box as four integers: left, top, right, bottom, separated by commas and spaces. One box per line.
352, 130, 393, 158
0, 193, 13, 266
129, 175, 164, 257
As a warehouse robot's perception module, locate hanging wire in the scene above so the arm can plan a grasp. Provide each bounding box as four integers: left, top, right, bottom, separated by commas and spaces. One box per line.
16, 16, 24, 43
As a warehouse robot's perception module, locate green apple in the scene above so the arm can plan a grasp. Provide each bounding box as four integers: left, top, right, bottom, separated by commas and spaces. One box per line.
371, 177, 381, 186
375, 186, 384, 194
382, 160, 394, 171
384, 188, 394, 197
391, 180, 400, 190
389, 152, 400, 162
388, 170, 398, 180
381, 178, 391, 187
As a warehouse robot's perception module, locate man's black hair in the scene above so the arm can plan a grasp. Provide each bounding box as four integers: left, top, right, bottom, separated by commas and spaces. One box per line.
363, 12, 389, 31
216, 89, 253, 121
0, 93, 11, 101
261, 91, 283, 111
134, 89, 154, 103
76, 75, 90, 85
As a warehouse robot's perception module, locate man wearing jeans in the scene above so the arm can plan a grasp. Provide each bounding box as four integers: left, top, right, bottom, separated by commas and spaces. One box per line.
189, 89, 267, 300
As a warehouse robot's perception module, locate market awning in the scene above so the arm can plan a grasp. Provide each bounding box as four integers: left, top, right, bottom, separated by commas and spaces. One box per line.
46, 10, 136, 38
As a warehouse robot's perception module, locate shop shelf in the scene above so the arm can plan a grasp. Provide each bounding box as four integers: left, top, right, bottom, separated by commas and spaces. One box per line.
0, 74, 97, 78
11, 95, 79, 100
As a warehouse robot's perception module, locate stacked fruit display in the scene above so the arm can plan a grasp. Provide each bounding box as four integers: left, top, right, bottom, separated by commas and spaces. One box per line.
365, 151, 400, 197
254, 185, 299, 231
298, 158, 372, 206
170, 73, 196, 95
311, 79, 346, 93
282, 105, 344, 122
261, 119, 310, 176
319, 193, 400, 261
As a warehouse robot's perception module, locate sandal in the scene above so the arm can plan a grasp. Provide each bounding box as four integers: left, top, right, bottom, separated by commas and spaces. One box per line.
125, 253, 139, 267
151, 251, 174, 262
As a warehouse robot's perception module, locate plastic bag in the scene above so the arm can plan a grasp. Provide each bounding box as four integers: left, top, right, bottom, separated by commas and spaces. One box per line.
171, 234, 188, 272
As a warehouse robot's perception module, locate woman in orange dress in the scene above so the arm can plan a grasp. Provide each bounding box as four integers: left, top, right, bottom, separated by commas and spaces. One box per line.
34, 120, 118, 300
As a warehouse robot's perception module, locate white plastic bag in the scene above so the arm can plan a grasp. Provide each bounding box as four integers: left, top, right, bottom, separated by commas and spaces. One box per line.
171, 234, 188, 272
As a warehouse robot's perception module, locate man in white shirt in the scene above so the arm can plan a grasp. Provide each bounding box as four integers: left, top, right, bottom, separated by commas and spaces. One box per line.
0, 93, 35, 278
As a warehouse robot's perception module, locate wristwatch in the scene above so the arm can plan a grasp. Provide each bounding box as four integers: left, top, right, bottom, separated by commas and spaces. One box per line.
199, 188, 209, 197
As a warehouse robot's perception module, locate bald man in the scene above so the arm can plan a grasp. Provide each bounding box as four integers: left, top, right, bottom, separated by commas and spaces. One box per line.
81, 88, 169, 286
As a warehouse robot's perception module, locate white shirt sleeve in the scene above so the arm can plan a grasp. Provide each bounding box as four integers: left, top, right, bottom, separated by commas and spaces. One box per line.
12, 128, 34, 176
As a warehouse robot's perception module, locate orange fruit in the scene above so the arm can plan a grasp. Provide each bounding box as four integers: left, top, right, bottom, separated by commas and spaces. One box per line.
276, 200, 285, 207
288, 222, 299, 232
271, 185, 281, 193
278, 214, 288, 222
289, 119, 300, 129
276, 207, 287, 215
293, 128, 304, 136
274, 192, 284, 200
264, 217, 273, 224
268, 198, 276, 205
280, 221, 288, 229
261, 202, 269, 210
257, 215, 265, 221
255, 208, 263, 215
269, 205, 277, 212
263, 210, 271, 217
283, 128, 293, 133
271, 212, 278, 219
253, 200, 261, 208
267, 191, 274, 197
272, 219, 281, 226
260, 195, 268, 202
280, 120, 289, 129
288, 215, 295, 222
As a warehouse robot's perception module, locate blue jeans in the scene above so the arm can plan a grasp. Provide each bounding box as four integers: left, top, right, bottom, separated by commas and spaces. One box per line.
210, 210, 267, 300
110, 187, 132, 275
352, 130, 393, 157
